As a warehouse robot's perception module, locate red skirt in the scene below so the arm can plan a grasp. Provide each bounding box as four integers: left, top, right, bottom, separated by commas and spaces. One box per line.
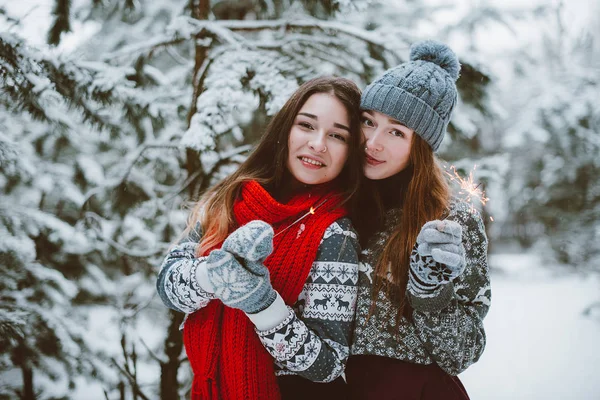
346, 355, 470, 400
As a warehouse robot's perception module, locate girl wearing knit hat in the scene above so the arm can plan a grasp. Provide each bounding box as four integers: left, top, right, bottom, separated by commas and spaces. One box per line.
346, 41, 491, 400
157, 77, 363, 400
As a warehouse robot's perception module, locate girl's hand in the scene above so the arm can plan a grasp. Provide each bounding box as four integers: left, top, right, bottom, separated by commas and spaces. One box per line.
413, 220, 466, 283
205, 249, 277, 314
222, 220, 274, 263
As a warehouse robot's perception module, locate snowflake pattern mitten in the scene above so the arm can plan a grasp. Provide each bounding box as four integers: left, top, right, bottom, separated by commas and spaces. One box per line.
222, 220, 274, 262
205, 249, 277, 314
410, 220, 466, 289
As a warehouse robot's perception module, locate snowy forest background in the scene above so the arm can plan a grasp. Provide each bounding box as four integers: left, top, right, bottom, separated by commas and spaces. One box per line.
1, 0, 599, 399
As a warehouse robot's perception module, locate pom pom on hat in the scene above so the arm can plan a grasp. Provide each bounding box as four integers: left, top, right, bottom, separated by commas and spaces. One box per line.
410, 40, 460, 81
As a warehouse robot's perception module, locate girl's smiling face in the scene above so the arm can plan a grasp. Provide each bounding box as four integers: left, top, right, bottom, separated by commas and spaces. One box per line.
286, 93, 351, 185
361, 110, 414, 180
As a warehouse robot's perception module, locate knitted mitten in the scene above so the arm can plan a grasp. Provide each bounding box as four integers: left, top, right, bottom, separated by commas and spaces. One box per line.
410, 220, 466, 289
222, 220, 274, 263
205, 249, 277, 314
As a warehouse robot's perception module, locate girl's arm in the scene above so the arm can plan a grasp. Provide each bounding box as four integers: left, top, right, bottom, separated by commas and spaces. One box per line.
156, 223, 216, 314
246, 218, 360, 383
407, 203, 491, 375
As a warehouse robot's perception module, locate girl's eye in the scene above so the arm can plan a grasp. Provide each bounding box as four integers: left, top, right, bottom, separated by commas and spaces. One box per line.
299, 122, 314, 130
390, 129, 405, 138
330, 133, 347, 143
362, 117, 374, 127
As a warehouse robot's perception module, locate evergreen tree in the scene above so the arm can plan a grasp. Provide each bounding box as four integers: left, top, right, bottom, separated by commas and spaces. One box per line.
506, 24, 600, 267
1, 0, 499, 397
0, 30, 178, 398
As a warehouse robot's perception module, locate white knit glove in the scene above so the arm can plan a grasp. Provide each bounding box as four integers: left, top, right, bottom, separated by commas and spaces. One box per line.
204, 220, 277, 314
411, 220, 466, 286
221, 220, 274, 263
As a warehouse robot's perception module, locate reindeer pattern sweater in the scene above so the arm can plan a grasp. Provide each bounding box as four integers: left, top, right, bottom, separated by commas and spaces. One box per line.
157, 217, 359, 383
351, 201, 491, 376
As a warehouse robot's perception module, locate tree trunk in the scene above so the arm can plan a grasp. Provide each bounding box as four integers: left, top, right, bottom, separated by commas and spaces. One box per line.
185, 0, 211, 200
21, 364, 34, 400
160, 310, 185, 400
160, 3, 211, 396
119, 381, 125, 400
186, 0, 211, 127
14, 341, 35, 400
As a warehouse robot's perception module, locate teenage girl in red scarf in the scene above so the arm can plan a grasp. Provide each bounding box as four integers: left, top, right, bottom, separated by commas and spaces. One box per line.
157, 77, 363, 399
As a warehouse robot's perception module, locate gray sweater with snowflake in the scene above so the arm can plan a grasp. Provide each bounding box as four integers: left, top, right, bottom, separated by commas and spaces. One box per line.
351, 201, 491, 376
157, 218, 359, 383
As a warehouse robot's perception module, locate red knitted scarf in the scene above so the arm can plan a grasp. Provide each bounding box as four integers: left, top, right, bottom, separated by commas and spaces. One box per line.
183, 180, 348, 400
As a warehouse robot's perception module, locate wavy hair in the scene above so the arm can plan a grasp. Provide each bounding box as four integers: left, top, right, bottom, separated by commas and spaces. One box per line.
184, 77, 363, 256
357, 134, 450, 322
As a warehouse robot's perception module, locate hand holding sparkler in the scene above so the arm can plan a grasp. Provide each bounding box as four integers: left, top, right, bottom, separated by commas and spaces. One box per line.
412, 220, 466, 286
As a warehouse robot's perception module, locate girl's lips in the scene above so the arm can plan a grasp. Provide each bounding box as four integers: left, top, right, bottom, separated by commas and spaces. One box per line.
366, 154, 384, 166
298, 156, 325, 169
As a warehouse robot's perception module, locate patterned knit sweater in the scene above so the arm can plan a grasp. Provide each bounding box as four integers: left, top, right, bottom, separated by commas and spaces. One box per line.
351, 201, 491, 376
157, 217, 359, 383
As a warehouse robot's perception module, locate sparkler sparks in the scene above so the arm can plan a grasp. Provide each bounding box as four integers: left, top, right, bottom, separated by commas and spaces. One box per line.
274, 199, 328, 238
444, 164, 490, 217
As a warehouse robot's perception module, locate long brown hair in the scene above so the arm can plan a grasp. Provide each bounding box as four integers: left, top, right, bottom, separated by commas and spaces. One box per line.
359, 134, 450, 322
185, 77, 363, 256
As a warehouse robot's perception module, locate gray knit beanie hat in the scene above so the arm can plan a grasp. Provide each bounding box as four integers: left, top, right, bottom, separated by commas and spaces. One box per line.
360, 40, 460, 152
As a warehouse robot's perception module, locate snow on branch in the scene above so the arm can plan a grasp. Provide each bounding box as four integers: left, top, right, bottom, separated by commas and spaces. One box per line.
104, 17, 404, 64
1, 33, 170, 136
119, 142, 182, 183
102, 36, 189, 63
228, 19, 411, 48
83, 212, 169, 258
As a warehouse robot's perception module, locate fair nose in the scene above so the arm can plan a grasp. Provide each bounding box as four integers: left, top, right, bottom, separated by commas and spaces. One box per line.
365, 128, 384, 152
308, 130, 327, 153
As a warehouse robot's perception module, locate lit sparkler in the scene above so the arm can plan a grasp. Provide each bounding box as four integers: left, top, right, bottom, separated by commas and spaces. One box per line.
444, 164, 491, 217
274, 198, 329, 238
